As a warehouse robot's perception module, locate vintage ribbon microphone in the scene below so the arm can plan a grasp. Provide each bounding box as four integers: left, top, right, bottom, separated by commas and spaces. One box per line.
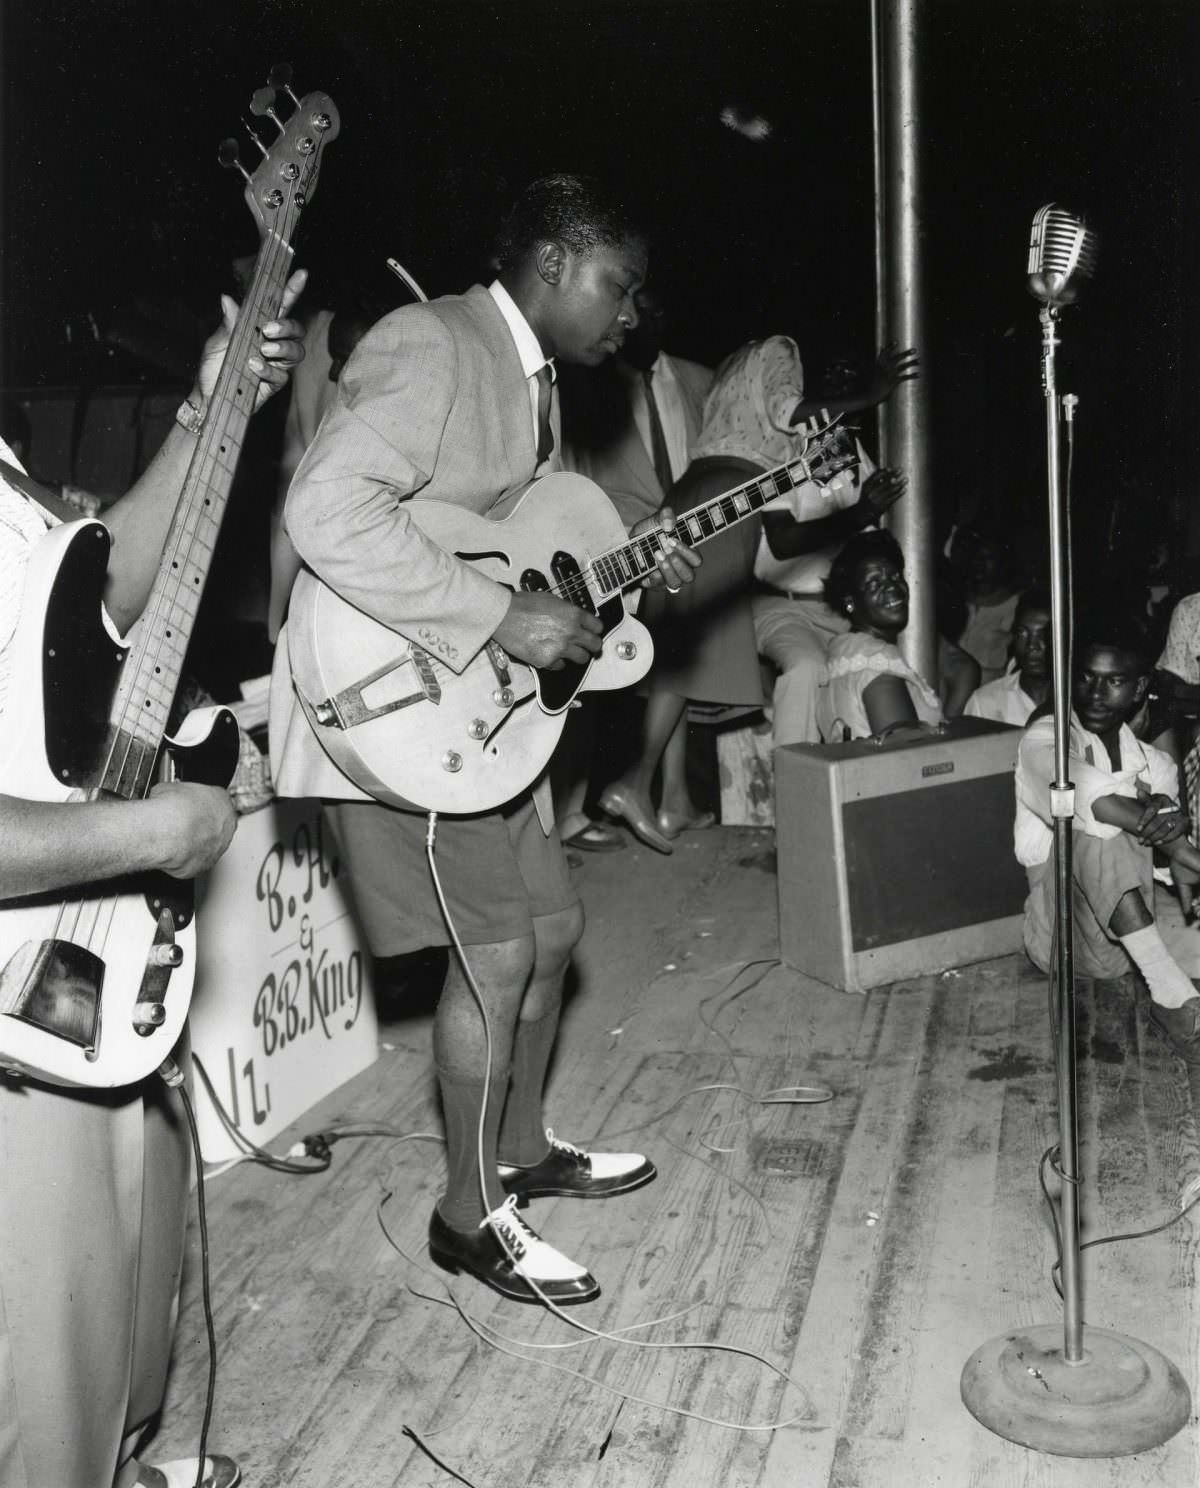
960, 207, 1191, 1456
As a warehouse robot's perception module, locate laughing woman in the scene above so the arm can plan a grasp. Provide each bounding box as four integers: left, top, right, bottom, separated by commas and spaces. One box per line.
816, 527, 943, 742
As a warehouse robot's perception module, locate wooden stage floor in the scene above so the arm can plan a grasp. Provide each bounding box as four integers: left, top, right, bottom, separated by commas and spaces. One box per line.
152, 828, 1200, 1487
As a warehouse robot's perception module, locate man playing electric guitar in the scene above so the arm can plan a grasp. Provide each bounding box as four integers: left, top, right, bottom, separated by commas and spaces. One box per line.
0, 272, 306, 1488
271, 174, 699, 1305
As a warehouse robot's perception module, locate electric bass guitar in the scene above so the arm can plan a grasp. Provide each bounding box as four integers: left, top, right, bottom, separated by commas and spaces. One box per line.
0, 69, 339, 1088
287, 424, 859, 814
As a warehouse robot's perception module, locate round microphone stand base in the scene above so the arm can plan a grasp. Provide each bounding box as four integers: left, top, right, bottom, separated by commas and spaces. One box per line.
961, 1322, 1191, 1458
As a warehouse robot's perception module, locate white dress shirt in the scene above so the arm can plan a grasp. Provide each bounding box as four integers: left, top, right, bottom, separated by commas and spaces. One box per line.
964, 663, 1037, 727
629, 353, 691, 484
488, 280, 559, 474
1014, 713, 1178, 868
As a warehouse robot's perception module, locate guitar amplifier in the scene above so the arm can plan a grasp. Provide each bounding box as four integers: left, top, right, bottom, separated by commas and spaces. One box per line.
774, 718, 1028, 993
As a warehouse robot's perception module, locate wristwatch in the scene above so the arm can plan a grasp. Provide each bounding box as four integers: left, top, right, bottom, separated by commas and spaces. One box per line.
175, 396, 207, 435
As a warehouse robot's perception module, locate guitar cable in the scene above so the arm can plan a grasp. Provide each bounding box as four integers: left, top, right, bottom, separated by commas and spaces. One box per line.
158, 1056, 218, 1488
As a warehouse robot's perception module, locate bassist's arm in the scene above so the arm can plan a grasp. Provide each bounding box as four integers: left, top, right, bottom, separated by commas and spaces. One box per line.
102, 274, 307, 632
0, 783, 235, 899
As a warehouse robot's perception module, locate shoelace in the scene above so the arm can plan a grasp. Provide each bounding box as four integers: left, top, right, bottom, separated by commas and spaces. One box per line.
483, 1195, 529, 1261
545, 1128, 587, 1164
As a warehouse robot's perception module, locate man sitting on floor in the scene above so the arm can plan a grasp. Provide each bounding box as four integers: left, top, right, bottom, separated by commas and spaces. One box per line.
1015, 611, 1200, 1057
964, 587, 1051, 727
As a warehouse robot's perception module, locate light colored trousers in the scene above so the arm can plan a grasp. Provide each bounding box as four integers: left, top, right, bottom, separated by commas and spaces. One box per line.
1023, 830, 1153, 979
751, 593, 850, 747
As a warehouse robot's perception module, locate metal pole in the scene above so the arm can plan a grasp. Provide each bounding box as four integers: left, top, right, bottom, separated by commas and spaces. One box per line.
1041, 305, 1083, 1362
880, 0, 936, 686
870, 0, 889, 466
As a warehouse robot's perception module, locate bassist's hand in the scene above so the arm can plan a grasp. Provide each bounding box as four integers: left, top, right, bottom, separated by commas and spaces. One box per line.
193, 267, 309, 414
493, 591, 604, 671
145, 782, 237, 879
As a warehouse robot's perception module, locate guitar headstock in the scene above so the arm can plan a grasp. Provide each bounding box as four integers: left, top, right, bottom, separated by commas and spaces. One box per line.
797, 419, 861, 487
219, 64, 340, 242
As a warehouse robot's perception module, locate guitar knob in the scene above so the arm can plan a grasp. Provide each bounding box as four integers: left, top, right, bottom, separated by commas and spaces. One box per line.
441, 751, 464, 773
262, 188, 284, 209
134, 1003, 167, 1034
311, 111, 333, 132
147, 943, 184, 968
615, 641, 638, 661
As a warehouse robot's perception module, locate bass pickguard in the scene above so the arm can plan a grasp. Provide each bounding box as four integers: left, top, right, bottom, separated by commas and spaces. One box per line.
40, 521, 129, 786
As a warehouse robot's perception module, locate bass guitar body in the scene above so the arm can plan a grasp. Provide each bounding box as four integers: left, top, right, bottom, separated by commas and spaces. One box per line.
0, 520, 239, 1087
288, 473, 653, 814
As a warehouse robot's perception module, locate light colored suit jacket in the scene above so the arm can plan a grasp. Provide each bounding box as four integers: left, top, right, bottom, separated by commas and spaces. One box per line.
269, 284, 552, 799
563, 352, 712, 528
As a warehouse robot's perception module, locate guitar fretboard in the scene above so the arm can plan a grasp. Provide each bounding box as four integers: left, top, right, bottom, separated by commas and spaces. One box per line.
100, 188, 306, 797
587, 427, 854, 599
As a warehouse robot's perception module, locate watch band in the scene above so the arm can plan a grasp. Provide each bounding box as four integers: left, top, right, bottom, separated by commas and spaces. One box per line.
175, 396, 206, 435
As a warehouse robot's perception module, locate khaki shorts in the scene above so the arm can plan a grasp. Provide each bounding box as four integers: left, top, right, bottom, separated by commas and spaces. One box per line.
325, 794, 579, 955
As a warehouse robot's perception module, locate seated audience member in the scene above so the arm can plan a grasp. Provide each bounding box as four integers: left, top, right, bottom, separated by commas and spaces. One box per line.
815, 528, 943, 742
964, 587, 1051, 726
953, 523, 1023, 683
599, 334, 876, 851
1015, 611, 1200, 1058
751, 345, 917, 747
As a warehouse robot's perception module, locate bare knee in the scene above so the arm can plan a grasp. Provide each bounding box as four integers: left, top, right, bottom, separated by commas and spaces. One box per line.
532, 903, 584, 981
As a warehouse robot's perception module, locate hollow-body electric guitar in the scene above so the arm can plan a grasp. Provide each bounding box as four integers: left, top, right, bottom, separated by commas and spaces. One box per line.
288, 424, 859, 815
0, 70, 339, 1088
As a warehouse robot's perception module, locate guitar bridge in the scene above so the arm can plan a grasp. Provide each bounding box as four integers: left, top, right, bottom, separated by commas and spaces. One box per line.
313, 646, 442, 730
0, 938, 103, 1052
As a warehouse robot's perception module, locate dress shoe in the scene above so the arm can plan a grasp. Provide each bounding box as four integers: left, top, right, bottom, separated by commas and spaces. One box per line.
428, 1195, 600, 1305
562, 820, 627, 853
598, 783, 673, 854
1150, 996, 1200, 1061
134, 1458, 240, 1488
656, 807, 717, 839
499, 1129, 657, 1205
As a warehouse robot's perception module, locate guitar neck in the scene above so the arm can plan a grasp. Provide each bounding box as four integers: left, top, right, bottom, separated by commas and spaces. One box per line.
590, 431, 849, 599
101, 238, 295, 797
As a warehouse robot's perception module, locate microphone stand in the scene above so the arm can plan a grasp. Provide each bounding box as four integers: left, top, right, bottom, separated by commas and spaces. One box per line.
959, 300, 1191, 1457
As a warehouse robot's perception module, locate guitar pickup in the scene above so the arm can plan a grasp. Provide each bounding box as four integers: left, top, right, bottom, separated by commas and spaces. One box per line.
313, 646, 442, 730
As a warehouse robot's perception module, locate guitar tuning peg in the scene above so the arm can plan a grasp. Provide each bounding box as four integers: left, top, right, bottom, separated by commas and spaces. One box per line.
268, 62, 301, 109
242, 119, 269, 158
218, 138, 252, 183
249, 85, 286, 135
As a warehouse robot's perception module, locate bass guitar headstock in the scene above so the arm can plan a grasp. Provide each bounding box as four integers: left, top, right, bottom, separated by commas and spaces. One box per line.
219, 63, 340, 241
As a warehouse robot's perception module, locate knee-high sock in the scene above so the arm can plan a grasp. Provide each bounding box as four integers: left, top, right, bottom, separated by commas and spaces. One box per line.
436, 1065, 510, 1230
1120, 924, 1198, 1008
497, 1007, 559, 1167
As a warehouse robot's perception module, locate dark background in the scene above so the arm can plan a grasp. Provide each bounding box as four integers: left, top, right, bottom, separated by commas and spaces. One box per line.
3, 0, 1198, 567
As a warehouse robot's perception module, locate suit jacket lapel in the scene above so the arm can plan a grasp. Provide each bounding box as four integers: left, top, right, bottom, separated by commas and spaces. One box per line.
463, 285, 536, 483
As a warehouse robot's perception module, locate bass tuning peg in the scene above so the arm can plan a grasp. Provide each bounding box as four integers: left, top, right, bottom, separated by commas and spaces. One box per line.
249, 86, 285, 135
218, 138, 252, 183
268, 62, 301, 109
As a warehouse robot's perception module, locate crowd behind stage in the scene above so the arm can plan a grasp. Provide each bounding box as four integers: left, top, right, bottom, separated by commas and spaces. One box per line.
6, 170, 1200, 1488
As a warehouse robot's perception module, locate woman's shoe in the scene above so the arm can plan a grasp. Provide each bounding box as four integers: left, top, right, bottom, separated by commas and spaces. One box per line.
598, 784, 674, 854
656, 807, 717, 839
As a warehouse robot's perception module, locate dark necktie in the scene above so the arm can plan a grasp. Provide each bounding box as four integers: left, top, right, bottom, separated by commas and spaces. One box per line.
641, 367, 674, 495
534, 364, 555, 467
